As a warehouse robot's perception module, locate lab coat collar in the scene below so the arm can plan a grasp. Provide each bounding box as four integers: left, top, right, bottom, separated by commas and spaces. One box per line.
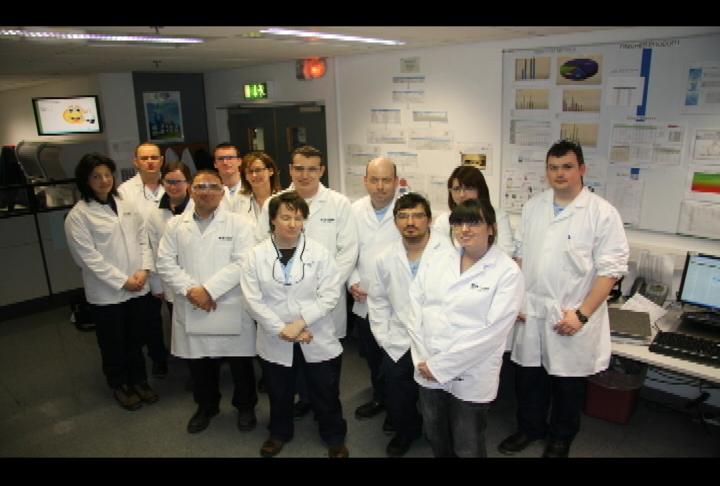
287, 182, 328, 205
547, 187, 590, 221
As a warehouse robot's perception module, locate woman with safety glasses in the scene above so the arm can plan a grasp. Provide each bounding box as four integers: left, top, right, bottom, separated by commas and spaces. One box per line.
241, 191, 350, 459
237, 151, 281, 224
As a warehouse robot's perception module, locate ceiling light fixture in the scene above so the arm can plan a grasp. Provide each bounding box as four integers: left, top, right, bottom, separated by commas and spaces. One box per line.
0, 29, 204, 44
260, 28, 405, 46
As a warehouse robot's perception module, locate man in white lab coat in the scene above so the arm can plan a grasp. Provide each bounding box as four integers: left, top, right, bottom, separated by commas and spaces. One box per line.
367, 192, 442, 457
213, 143, 244, 212
117, 142, 168, 378
499, 140, 629, 458
256, 146, 358, 418
156, 170, 258, 435
348, 157, 400, 424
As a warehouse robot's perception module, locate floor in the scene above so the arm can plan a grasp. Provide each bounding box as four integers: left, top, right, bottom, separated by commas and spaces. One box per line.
1, 305, 718, 458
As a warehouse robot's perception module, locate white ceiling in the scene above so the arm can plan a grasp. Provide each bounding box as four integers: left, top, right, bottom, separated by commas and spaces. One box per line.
0, 26, 619, 92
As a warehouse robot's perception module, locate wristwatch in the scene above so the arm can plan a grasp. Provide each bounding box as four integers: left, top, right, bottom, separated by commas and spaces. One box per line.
575, 309, 589, 325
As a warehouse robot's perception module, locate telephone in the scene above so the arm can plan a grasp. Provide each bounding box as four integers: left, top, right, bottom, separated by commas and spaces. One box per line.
628, 277, 668, 306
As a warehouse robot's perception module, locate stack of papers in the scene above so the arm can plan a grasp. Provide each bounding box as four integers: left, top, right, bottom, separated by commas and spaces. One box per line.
609, 293, 667, 345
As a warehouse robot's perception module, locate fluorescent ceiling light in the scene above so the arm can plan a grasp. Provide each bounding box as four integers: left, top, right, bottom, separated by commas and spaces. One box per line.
0, 29, 203, 44
260, 28, 405, 46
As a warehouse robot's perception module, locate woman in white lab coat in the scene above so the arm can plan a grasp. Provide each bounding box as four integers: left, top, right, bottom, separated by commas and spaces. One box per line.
236, 151, 281, 224
432, 165, 516, 257
409, 199, 524, 457
64, 153, 158, 411
241, 191, 349, 458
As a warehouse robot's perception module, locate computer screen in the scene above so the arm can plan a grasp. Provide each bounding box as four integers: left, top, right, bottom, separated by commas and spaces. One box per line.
678, 253, 720, 312
32, 96, 102, 136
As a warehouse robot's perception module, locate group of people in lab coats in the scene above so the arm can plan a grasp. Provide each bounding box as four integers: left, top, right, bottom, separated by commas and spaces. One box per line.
64, 138, 628, 459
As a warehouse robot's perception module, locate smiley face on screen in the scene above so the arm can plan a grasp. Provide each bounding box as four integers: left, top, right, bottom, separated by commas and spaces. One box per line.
63, 105, 87, 124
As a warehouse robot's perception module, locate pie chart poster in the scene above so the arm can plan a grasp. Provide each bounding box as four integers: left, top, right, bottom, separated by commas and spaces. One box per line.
557, 54, 603, 85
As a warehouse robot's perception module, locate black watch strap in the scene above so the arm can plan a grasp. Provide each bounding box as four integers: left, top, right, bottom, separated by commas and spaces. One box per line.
575, 309, 589, 324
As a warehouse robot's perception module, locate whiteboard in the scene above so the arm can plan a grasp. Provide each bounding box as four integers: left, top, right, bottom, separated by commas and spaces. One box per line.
500, 33, 720, 239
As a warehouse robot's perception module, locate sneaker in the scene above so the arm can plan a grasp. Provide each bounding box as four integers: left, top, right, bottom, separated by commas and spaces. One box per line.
186, 407, 220, 434
113, 385, 142, 411
328, 443, 349, 458
152, 361, 168, 378
293, 400, 312, 420
355, 400, 385, 420
132, 382, 159, 404
237, 409, 257, 432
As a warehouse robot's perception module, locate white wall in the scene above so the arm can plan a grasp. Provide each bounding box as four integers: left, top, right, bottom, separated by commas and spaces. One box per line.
203, 59, 341, 188
96, 73, 141, 172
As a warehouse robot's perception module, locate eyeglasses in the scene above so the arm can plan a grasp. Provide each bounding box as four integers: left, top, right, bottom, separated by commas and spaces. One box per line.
547, 163, 579, 172
450, 185, 477, 194
450, 221, 485, 229
136, 155, 162, 161
215, 155, 238, 162
291, 165, 322, 174
396, 212, 427, 221
246, 167, 268, 175
163, 179, 187, 186
191, 183, 223, 193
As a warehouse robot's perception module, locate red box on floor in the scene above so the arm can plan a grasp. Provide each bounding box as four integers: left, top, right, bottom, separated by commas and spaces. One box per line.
584, 380, 639, 424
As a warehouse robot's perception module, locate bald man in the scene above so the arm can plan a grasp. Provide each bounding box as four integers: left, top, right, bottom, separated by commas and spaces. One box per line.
348, 157, 401, 426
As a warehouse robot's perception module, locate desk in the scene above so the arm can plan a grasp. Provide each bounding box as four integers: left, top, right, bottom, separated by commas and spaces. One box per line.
611, 309, 720, 384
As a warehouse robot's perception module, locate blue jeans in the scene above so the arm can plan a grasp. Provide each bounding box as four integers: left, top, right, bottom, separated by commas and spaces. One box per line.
418, 387, 489, 457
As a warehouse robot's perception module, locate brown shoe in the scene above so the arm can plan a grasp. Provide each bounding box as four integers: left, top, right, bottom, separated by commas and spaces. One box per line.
133, 382, 159, 404
113, 385, 142, 411
328, 443, 349, 458
260, 437, 285, 458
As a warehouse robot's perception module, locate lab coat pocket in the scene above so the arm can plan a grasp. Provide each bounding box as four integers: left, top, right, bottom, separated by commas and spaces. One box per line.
564, 246, 592, 277
213, 241, 234, 268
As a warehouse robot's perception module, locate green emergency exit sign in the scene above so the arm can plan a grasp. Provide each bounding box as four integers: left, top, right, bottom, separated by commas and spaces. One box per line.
244, 82, 269, 100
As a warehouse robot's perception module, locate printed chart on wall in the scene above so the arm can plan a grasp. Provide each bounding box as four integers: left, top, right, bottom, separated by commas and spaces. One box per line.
501, 33, 720, 239
342, 56, 495, 207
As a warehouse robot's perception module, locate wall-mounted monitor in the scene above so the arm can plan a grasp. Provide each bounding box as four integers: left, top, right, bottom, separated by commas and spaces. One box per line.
32, 95, 102, 136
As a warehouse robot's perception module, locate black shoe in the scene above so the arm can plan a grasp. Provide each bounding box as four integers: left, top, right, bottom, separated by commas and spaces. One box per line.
237, 409, 257, 432
498, 431, 537, 455
382, 416, 396, 435
543, 439, 571, 458
260, 437, 285, 458
132, 381, 159, 404
187, 407, 220, 434
293, 400, 312, 420
152, 361, 168, 379
355, 400, 385, 420
113, 384, 142, 411
386, 434, 414, 457
257, 377, 267, 394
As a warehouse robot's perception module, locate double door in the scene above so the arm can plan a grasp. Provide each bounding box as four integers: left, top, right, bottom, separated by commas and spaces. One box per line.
228, 104, 328, 189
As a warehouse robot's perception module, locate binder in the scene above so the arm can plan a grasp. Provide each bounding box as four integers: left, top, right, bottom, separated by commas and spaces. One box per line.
609, 308, 652, 344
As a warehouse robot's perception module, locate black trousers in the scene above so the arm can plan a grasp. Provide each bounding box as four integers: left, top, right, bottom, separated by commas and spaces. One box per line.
142, 293, 168, 365
382, 349, 422, 439
514, 364, 586, 441
187, 356, 257, 412
353, 313, 385, 403
90, 295, 148, 389
261, 346, 346, 446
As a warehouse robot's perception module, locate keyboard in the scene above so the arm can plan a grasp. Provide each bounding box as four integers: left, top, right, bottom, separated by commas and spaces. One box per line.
681, 312, 720, 329
649, 331, 720, 368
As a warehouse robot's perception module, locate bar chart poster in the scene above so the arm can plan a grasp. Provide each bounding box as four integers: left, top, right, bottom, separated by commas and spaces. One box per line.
510, 120, 552, 147
515, 57, 551, 81
515, 89, 550, 110
556, 54, 603, 85
560, 123, 599, 148
562, 89, 601, 112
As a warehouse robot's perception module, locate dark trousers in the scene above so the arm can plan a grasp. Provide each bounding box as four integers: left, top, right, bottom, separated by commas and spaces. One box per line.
142, 293, 168, 365
514, 364, 586, 441
262, 346, 347, 446
90, 295, 148, 389
354, 313, 385, 403
382, 350, 422, 439
187, 356, 257, 412
418, 387, 489, 458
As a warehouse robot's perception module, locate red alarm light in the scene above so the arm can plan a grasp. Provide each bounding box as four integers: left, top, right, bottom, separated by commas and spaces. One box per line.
297, 58, 327, 80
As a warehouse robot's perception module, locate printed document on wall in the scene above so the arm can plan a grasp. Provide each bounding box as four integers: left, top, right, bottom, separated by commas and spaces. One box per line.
606, 167, 643, 227
682, 62, 720, 114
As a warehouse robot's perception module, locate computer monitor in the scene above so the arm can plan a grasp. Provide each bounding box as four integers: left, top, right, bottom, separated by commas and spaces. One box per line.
678, 253, 720, 312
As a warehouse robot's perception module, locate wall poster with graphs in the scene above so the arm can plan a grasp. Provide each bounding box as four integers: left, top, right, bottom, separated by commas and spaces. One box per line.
500, 33, 720, 239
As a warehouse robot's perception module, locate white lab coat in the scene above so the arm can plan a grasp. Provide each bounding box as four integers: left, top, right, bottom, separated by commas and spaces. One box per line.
241, 234, 343, 367
432, 208, 516, 257
367, 235, 445, 362
156, 206, 256, 358
117, 174, 164, 217
145, 198, 194, 303
64, 196, 154, 305
256, 183, 359, 338
219, 181, 244, 214
348, 194, 401, 318
510, 188, 629, 377
408, 244, 524, 403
